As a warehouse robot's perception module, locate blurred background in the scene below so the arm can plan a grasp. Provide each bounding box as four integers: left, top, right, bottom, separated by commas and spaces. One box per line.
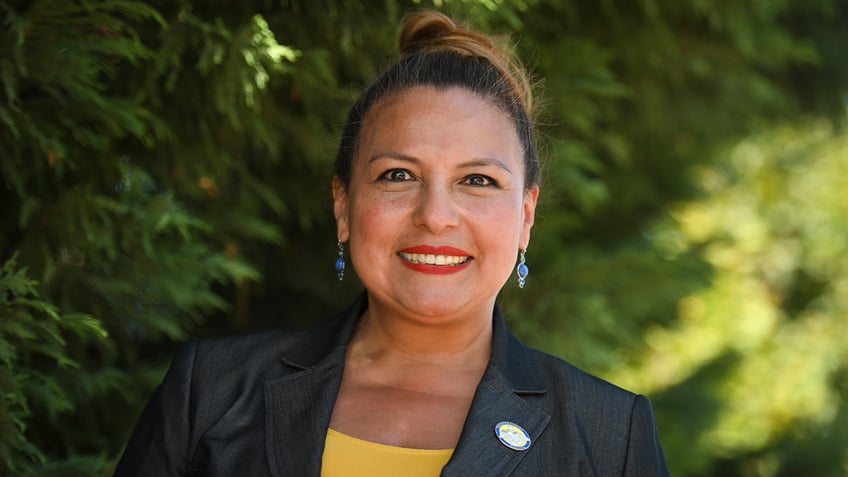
1, 0, 847, 475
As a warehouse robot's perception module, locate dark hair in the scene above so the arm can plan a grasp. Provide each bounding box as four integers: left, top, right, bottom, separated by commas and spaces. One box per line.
334, 11, 540, 190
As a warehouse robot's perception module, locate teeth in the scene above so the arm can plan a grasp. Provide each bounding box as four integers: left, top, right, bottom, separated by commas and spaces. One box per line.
399, 252, 470, 266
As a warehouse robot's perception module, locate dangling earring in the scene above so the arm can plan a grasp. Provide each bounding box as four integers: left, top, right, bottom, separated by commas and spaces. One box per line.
516, 248, 528, 288
335, 241, 345, 281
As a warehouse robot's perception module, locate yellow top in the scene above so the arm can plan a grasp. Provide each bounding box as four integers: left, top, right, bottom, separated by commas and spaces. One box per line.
321, 428, 454, 477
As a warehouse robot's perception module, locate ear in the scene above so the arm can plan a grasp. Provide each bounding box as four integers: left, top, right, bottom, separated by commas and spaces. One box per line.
520, 186, 539, 249
332, 177, 350, 243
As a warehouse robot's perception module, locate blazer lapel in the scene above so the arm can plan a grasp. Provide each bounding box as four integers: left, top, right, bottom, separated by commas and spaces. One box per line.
442, 366, 551, 476
264, 353, 345, 477
263, 294, 366, 477
442, 306, 551, 476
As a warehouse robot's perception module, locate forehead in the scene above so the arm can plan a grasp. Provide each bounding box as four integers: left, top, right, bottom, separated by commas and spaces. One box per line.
356, 86, 522, 164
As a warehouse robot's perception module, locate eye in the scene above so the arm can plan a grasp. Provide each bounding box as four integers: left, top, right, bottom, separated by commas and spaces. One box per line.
379, 169, 414, 182
462, 174, 497, 187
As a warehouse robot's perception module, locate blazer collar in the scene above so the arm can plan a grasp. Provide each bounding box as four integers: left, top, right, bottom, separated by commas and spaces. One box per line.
277, 293, 368, 371
442, 303, 550, 476
488, 303, 547, 395
264, 295, 366, 476
264, 293, 549, 476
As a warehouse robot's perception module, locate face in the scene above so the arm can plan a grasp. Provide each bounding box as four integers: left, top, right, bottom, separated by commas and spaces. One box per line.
333, 86, 539, 321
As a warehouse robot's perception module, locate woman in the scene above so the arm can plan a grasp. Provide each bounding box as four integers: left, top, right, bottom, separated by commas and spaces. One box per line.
116, 11, 670, 476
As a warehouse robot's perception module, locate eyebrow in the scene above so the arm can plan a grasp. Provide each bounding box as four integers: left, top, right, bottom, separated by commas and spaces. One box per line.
367, 153, 513, 174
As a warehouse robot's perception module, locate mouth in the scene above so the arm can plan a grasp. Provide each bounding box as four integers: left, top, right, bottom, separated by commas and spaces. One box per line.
398, 252, 471, 266
397, 246, 473, 274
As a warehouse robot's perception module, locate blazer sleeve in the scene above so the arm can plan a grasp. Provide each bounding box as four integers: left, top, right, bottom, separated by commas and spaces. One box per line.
623, 395, 671, 477
114, 339, 198, 477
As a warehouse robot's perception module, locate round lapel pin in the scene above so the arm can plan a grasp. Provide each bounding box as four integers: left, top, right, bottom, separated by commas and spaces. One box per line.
495, 421, 531, 451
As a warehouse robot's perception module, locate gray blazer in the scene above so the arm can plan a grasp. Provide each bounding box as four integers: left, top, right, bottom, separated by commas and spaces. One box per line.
115, 294, 670, 476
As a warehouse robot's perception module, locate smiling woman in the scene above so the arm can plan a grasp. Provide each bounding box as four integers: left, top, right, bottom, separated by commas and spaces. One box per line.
115, 10, 670, 477
333, 86, 534, 322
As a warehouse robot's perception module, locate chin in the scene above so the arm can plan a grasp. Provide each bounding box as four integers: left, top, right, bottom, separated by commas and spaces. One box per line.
393, 289, 489, 320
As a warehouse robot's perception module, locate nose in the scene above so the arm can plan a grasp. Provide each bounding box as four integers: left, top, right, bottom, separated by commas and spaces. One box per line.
413, 183, 460, 234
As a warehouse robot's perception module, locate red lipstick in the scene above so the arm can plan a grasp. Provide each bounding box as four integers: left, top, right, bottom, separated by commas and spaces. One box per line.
401, 245, 470, 256
398, 245, 472, 275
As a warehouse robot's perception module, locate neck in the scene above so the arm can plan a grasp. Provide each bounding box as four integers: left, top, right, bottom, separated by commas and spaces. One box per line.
349, 296, 495, 368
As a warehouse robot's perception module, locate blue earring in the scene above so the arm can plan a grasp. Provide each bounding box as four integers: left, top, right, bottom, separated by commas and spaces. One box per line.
516, 248, 528, 288
335, 241, 345, 281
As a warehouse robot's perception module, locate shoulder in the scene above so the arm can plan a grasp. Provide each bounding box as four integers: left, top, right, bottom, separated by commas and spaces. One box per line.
495, 313, 642, 415
528, 347, 637, 404
178, 328, 310, 383
191, 327, 314, 363
493, 330, 669, 474
172, 301, 356, 389
517, 348, 669, 475
115, 327, 320, 475
522, 347, 668, 468
521, 344, 653, 433
165, 296, 362, 398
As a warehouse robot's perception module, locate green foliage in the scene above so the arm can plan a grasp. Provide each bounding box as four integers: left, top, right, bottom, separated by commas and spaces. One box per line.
1, 0, 277, 470
619, 120, 848, 476
0, 0, 164, 191
1, 0, 846, 474
0, 254, 107, 476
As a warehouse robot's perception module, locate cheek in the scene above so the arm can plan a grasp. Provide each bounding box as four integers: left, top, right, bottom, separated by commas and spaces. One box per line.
465, 196, 525, 234
358, 207, 383, 244
350, 195, 404, 250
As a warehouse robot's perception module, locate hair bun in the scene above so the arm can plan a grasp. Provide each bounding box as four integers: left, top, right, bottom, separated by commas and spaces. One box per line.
398, 11, 534, 118
399, 11, 494, 59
